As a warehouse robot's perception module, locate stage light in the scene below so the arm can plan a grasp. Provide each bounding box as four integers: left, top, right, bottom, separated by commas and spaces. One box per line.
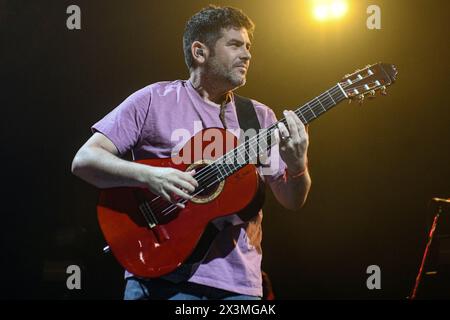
314, 4, 329, 21
330, 0, 348, 18
313, 0, 348, 21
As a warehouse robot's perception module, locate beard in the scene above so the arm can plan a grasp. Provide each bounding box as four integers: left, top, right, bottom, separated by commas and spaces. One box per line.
205, 58, 246, 89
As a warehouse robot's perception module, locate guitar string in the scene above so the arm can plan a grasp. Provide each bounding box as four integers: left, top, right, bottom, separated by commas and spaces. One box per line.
187, 85, 343, 182
183, 80, 379, 185
150, 80, 380, 216
153, 80, 380, 216
154, 85, 346, 216
155, 82, 368, 216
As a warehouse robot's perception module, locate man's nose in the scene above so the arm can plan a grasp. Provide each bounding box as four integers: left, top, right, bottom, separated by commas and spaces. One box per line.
241, 49, 251, 61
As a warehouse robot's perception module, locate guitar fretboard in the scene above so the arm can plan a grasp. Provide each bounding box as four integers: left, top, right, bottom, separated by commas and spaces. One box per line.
194, 84, 347, 188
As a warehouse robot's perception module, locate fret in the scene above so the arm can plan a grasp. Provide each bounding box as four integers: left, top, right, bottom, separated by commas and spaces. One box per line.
318, 91, 334, 109
306, 102, 317, 118
337, 82, 348, 98
196, 84, 348, 187
330, 86, 345, 103
239, 143, 250, 164
234, 148, 243, 165
315, 97, 327, 112
330, 84, 346, 104
216, 164, 226, 180
310, 98, 326, 117
299, 104, 315, 123
298, 110, 308, 124
326, 90, 336, 104
214, 165, 222, 180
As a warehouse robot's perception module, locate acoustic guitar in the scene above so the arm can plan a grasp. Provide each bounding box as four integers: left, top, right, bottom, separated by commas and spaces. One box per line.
97, 63, 398, 277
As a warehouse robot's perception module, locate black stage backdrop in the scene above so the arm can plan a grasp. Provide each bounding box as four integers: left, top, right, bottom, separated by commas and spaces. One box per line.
1, 0, 449, 299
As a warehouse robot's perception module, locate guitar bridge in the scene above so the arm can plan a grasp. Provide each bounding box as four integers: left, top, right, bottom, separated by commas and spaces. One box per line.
139, 201, 158, 229
138, 201, 171, 243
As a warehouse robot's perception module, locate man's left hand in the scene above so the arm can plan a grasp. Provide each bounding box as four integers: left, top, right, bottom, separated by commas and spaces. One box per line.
274, 110, 309, 175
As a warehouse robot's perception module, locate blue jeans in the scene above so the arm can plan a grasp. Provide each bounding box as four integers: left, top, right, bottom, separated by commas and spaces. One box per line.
124, 277, 261, 300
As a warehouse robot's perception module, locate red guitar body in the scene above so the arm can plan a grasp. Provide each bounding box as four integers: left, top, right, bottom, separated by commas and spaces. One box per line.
97, 128, 259, 278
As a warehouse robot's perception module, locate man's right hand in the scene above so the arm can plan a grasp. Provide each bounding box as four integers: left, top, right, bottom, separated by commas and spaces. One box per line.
72, 133, 199, 209
140, 167, 198, 209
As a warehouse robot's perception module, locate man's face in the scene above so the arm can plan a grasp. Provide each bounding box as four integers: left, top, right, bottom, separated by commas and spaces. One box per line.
205, 27, 252, 88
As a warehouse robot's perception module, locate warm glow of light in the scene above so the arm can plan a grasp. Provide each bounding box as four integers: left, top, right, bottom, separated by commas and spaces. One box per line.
330, 1, 348, 18
313, 0, 348, 21
314, 5, 329, 21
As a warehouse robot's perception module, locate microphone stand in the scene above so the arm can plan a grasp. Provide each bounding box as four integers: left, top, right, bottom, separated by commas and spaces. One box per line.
410, 197, 450, 299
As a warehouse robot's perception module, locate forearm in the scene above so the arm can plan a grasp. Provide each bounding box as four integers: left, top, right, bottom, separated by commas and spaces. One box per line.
71, 146, 147, 189
270, 169, 311, 211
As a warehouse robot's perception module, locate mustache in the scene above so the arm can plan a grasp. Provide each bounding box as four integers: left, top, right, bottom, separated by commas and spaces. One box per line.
233, 64, 248, 69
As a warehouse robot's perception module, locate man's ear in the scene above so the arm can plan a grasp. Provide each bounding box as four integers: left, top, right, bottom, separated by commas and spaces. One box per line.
191, 41, 208, 65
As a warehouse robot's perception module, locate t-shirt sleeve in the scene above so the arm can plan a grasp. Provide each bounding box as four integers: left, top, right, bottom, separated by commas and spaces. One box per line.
91, 87, 151, 155
251, 100, 287, 183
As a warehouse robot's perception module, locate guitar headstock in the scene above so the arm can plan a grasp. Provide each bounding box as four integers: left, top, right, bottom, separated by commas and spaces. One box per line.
339, 63, 398, 103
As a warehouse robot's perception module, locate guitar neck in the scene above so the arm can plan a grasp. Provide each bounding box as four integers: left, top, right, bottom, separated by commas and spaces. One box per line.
194, 84, 348, 186
278, 83, 347, 127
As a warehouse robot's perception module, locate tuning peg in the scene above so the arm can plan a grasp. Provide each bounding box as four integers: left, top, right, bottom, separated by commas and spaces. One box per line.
381, 86, 387, 95
358, 94, 365, 105
368, 90, 376, 99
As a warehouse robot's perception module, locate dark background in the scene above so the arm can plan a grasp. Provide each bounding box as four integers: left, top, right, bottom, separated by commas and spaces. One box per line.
1, 0, 449, 299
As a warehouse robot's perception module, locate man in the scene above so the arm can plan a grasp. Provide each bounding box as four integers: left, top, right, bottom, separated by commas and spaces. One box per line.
72, 5, 311, 300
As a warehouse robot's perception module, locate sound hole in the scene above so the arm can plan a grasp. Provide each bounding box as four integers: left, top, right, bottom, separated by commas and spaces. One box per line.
190, 163, 225, 204
197, 182, 220, 198
196, 164, 219, 197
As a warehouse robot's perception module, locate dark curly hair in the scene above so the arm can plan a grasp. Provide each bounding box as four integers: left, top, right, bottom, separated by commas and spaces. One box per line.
183, 5, 255, 70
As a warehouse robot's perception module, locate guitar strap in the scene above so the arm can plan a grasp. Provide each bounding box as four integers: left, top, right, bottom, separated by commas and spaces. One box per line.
233, 94, 266, 221
185, 94, 267, 266
234, 94, 261, 133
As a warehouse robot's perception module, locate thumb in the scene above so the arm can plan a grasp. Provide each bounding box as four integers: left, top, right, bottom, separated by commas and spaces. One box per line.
274, 128, 280, 144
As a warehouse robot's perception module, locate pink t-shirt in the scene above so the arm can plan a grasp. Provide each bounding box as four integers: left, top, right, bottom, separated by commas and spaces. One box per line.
92, 80, 286, 296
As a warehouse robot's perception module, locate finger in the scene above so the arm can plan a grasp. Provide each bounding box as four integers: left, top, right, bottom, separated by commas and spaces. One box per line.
277, 122, 290, 140
276, 125, 289, 152
174, 179, 196, 193
292, 110, 305, 131
167, 185, 193, 201
284, 111, 300, 141
292, 112, 307, 138
273, 128, 281, 144
166, 190, 185, 209
161, 190, 172, 203
179, 170, 199, 188
175, 202, 186, 209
